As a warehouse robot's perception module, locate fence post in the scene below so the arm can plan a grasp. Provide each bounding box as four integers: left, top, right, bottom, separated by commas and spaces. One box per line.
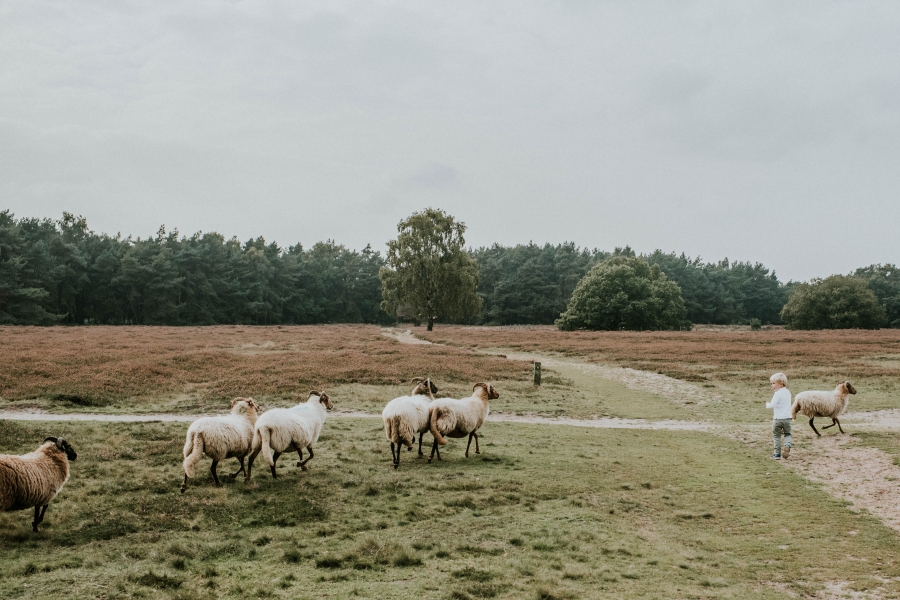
533, 362, 541, 386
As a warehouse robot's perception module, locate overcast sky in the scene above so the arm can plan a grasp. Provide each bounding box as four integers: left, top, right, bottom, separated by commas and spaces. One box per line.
3, 1, 899, 282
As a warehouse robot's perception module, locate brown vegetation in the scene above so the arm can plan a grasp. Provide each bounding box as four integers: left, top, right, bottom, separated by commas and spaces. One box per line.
0, 325, 529, 405
418, 325, 900, 383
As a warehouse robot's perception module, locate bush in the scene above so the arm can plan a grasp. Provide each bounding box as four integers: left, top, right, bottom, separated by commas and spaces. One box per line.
781, 275, 886, 329
555, 257, 688, 331
749, 318, 762, 331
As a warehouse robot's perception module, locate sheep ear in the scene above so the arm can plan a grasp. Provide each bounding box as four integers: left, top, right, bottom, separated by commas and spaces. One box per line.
429, 380, 438, 394
319, 392, 329, 403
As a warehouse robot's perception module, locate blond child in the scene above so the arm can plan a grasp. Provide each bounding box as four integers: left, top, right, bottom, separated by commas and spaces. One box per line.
766, 372, 792, 459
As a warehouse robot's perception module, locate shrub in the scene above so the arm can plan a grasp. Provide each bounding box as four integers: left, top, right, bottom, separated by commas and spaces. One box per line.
781, 276, 887, 330
555, 257, 688, 331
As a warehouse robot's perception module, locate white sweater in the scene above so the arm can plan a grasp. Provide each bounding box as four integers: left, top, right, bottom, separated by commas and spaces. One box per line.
766, 388, 792, 420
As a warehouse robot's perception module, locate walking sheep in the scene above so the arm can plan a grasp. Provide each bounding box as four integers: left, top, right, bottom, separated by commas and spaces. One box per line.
181, 397, 260, 493
1, 437, 77, 532
382, 377, 438, 469
791, 381, 857, 437
428, 383, 499, 463
246, 391, 332, 480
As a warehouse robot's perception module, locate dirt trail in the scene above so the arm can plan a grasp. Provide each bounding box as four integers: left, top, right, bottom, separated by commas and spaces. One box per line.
381, 327, 432, 345
0, 410, 713, 431
783, 434, 900, 534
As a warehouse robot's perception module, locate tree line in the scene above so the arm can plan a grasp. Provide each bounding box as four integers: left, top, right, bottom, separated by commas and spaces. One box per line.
1, 210, 897, 328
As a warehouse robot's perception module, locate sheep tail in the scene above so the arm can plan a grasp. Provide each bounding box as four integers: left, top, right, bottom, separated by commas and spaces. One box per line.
790, 401, 800, 420
430, 407, 448, 446
182, 431, 204, 478
258, 426, 276, 467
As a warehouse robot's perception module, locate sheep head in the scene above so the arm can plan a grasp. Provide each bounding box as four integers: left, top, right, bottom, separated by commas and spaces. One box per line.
473, 383, 499, 400
44, 437, 77, 461
842, 381, 857, 395
309, 390, 333, 410
231, 397, 260, 413
411, 377, 438, 397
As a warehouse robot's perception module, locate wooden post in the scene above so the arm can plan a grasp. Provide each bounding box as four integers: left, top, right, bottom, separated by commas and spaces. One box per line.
533, 362, 541, 386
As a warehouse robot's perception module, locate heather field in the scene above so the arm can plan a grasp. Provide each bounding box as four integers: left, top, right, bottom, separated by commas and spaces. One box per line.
3, 325, 900, 599
0, 326, 529, 413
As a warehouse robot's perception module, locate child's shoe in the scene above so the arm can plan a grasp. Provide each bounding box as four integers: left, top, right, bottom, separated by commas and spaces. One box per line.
782, 445, 791, 459
772, 452, 781, 460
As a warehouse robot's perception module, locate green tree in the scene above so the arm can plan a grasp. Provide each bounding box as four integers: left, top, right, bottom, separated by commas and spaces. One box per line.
854, 264, 900, 328
380, 208, 482, 330
781, 275, 887, 329
555, 256, 687, 331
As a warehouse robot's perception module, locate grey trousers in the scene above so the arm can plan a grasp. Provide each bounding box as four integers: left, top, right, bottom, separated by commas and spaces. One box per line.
773, 419, 792, 453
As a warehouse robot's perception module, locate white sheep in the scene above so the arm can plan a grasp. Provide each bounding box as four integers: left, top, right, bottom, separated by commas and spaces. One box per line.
428, 383, 499, 463
1, 437, 78, 532
382, 377, 438, 469
791, 381, 857, 437
246, 391, 332, 480
181, 397, 260, 493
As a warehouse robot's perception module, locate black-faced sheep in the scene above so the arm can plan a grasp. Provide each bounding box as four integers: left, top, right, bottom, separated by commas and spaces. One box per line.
246, 391, 332, 480
428, 383, 499, 463
382, 377, 438, 469
181, 397, 260, 492
791, 381, 857, 436
1, 437, 77, 532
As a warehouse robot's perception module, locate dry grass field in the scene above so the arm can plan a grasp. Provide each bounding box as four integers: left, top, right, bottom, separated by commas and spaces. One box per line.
0, 326, 529, 413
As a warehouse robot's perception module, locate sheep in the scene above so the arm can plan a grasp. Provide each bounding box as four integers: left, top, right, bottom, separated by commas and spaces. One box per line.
428, 383, 499, 463
382, 377, 438, 469
1, 437, 77, 532
246, 390, 332, 480
181, 397, 260, 493
791, 381, 857, 437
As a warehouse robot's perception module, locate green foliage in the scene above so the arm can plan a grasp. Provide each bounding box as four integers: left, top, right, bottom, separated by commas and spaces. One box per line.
781, 275, 887, 329
379, 208, 482, 330
854, 264, 900, 328
471, 242, 604, 325
555, 257, 688, 331
644, 251, 788, 325
0, 212, 389, 326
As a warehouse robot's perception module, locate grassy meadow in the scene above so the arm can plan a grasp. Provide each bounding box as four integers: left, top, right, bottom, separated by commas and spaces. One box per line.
3, 325, 900, 599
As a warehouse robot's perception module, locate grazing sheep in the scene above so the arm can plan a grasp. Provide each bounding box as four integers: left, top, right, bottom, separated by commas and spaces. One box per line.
246, 391, 332, 480
181, 397, 260, 493
382, 377, 438, 469
1, 437, 77, 532
791, 381, 857, 437
428, 383, 499, 463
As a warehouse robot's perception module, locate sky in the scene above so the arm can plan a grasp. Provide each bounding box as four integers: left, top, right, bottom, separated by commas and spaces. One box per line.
2, 1, 899, 282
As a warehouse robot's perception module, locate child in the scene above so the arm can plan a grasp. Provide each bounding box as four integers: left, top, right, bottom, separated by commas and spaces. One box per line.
766, 372, 792, 459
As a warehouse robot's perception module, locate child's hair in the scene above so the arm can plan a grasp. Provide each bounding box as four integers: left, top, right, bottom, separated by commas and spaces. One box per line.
770, 372, 788, 386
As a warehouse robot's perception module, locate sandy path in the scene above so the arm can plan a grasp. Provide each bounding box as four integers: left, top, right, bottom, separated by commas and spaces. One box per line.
381, 327, 432, 345
0, 409, 713, 431
783, 434, 900, 534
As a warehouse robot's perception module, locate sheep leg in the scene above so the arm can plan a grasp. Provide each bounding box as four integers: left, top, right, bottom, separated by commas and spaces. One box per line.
180, 473, 188, 493
297, 446, 314, 471
428, 438, 441, 463
296, 448, 304, 467
808, 418, 822, 437
418, 434, 424, 457
270, 451, 281, 479
210, 459, 222, 487
474, 432, 480, 454
245, 447, 261, 482
465, 433, 474, 457
835, 418, 845, 434
228, 457, 246, 478
408, 435, 413, 451
391, 442, 399, 469
32, 505, 48, 532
